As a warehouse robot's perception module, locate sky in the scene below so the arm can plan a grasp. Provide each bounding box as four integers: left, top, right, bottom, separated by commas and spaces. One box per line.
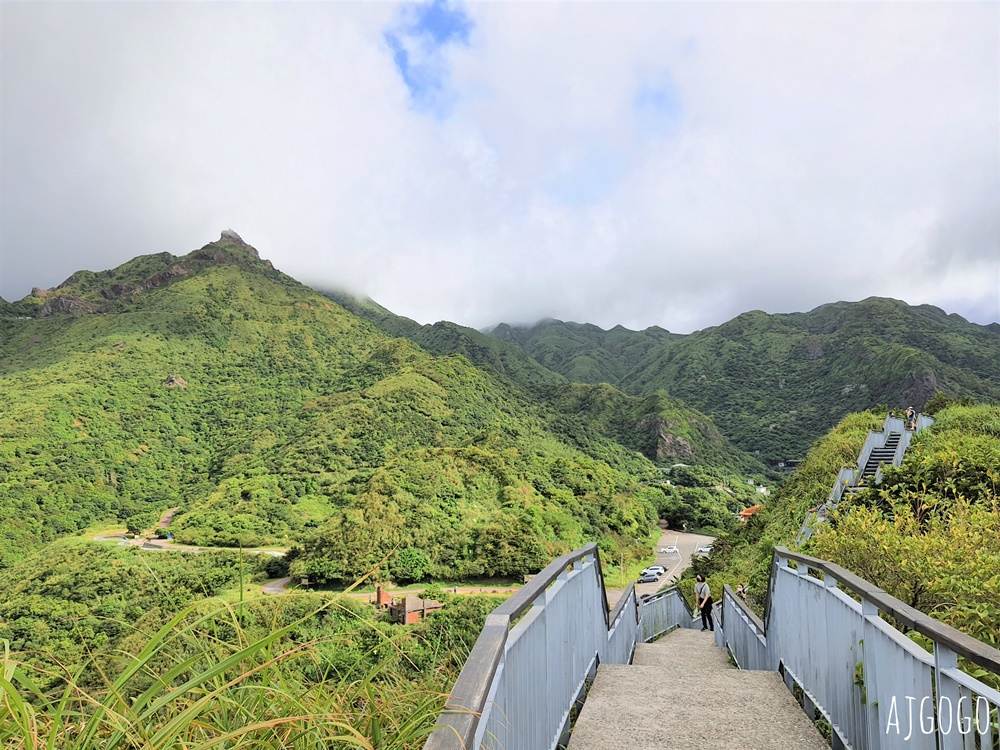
1, 1, 998, 333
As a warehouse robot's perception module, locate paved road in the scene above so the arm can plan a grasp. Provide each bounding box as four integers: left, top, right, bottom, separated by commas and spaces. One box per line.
262, 577, 292, 595
158, 507, 180, 528
608, 530, 714, 605
93, 532, 288, 556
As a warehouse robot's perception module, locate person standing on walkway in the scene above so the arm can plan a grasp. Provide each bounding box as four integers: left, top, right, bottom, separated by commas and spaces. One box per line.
905, 406, 916, 430
695, 574, 714, 631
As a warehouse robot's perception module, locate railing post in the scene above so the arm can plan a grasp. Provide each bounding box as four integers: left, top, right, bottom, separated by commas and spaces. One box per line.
861, 595, 882, 750
934, 644, 963, 750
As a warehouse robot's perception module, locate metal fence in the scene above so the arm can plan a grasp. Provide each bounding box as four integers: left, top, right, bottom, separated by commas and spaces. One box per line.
717, 584, 772, 670
424, 546, 695, 750
426, 533, 998, 750
639, 587, 697, 642
722, 546, 1000, 750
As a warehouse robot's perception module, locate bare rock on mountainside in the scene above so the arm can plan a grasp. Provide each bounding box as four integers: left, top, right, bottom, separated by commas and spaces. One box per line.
636, 414, 695, 461
190, 230, 273, 269
99, 265, 190, 299
219, 229, 260, 258
163, 375, 188, 388
31, 287, 51, 298
36, 295, 96, 318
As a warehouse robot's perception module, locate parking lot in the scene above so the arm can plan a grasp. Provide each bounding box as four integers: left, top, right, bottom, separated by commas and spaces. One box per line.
630, 530, 715, 599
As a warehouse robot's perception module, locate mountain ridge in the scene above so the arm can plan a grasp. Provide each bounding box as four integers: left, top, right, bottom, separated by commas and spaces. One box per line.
487, 297, 1000, 465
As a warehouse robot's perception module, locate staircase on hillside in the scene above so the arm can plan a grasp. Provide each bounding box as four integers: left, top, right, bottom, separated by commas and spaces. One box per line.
852, 430, 902, 489
798, 414, 933, 542
568, 629, 827, 750
423, 541, 1000, 750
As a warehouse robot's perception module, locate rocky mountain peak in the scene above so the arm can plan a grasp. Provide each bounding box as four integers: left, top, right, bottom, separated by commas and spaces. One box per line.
218, 229, 259, 258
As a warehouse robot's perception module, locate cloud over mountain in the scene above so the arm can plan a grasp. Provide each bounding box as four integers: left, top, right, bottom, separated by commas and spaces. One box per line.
2, 1, 997, 332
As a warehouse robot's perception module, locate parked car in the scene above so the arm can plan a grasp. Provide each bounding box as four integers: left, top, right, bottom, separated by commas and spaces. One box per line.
696, 544, 713, 554
643, 565, 666, 576
636, 574, 659, 584
660, 545, 680, 555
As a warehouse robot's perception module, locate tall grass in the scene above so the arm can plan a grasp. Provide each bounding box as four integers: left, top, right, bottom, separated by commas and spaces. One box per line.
0, 597, 446, 749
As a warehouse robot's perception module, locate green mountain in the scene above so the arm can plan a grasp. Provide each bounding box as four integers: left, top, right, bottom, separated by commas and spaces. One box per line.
623, 298, 1000, 464
324, 290, 567, 392
490, 299, 1000, 466
323, 289, 772, 479
489, 319, 682, 385
0, 233, 680, 581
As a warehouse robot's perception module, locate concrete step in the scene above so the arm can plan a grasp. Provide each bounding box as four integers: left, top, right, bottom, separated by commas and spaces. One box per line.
568, 630, 828, 750
633, 627, 731, 671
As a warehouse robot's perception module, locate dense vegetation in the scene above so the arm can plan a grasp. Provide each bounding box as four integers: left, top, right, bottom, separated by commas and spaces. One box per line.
325, 289, 766, 478
0, 537, 506, 749
3, 236, 765, 595
491, 301, 1000, 466
694, 402, 1000, 658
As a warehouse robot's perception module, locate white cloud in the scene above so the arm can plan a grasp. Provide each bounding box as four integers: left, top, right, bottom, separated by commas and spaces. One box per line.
1, 1, 997, 332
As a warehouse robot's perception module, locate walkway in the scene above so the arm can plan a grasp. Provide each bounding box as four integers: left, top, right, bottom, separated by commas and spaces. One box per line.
568, 628, 827, 750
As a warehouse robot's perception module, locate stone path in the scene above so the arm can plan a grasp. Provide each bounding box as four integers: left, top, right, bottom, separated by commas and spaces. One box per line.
568, 628, 828, 750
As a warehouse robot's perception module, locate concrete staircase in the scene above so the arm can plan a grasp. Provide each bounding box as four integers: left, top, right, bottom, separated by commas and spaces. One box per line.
568, 628, 827, 750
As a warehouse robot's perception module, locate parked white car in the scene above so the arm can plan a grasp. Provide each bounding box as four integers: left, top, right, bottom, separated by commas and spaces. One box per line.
660, 545, 679, 555
696, 544, 713, 554
643, 565, 666, 576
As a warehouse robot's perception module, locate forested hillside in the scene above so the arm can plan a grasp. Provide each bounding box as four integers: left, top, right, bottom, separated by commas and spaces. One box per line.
325, 289, 768, 476
0, 234, 690, 579
491, 299, 1000, 466
489, 318, 682, 385
0, 236, 769, 594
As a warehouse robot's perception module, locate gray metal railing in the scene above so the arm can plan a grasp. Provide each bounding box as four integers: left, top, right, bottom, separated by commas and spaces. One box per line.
723, 546, 1000, 750
424, 546, 694, 750
717, 585, 772, 670
639, 587, 697, 642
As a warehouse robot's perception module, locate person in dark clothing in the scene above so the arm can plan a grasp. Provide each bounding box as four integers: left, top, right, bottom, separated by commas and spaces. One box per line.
695, 574, 714, 631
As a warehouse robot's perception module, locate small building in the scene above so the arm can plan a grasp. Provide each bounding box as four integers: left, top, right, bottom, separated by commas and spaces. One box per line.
375, 585, 393, 608
389, 595, 444, 625
739, 504, 763, 522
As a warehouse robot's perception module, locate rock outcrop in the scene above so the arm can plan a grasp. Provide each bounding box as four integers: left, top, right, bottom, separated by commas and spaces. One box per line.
36, 295, 96, 318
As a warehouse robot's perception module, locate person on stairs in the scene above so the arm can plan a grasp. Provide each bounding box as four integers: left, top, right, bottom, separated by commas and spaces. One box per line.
905, 406, 916, 430
695, 574, 714, 631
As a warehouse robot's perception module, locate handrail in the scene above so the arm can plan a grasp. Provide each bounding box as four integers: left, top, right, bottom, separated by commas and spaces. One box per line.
608, 580, 636, 627
770, 546, 1000, 673
491, 542, 606, 625
638, 584, 696, 624
425, 547, 697, 750
723, 583, 766, 633
425, 543, 605, 750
